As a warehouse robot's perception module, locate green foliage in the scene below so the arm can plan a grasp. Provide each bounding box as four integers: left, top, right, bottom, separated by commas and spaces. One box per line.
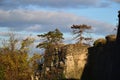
37, 28, 64, 49
0, 64, 5, 80
36, 29, 65, 79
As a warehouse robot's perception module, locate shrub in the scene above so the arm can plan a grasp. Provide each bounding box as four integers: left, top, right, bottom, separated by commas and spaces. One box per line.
94, 38, 106, 47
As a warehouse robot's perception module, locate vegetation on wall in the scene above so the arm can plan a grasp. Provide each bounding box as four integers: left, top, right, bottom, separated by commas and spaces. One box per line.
81, 35, 116, 80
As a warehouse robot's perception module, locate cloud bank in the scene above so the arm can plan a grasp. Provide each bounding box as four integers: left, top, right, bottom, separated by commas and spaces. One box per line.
0, 0, 117, 40
0, 0, 111, 9
0, 9, 115, 36
112, 0, 120, 3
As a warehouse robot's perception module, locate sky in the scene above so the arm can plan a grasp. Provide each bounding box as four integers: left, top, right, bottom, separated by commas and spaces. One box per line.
0, 0, 120, 49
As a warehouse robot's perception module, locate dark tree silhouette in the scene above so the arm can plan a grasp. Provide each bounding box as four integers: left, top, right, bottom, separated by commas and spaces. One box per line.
71, 24, 92, 44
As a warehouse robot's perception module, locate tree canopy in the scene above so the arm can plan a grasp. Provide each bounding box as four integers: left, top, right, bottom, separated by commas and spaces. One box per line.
71, 24, 92, 44
37, 28, 64, 49
0, 33, 35, 80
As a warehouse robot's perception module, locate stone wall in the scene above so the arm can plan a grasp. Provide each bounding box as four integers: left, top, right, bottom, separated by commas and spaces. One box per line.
63, 44, 88, 79
81, 35, 116, 80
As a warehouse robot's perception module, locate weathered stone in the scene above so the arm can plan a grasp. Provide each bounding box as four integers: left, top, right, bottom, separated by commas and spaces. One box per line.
63, 44, 88, 79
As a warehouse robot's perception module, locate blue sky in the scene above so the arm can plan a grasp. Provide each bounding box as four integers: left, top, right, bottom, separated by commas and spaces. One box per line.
0, 0, 120, 46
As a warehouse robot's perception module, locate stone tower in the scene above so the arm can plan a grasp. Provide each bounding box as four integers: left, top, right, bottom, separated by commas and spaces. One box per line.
111, 10, 120, 80
116, 10, 120, 44
81, 11, 120, 80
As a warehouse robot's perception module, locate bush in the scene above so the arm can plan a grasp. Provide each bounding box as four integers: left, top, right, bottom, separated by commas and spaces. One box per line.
94, 38, 106, 47
105, 35, 116, 42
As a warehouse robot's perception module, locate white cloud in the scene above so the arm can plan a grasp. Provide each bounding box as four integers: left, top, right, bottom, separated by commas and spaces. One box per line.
0, 0, 111, 9
0, 9, 115, 36
0, 32, 9, 37
26, 24, 42, 31
20, 0, 99, 8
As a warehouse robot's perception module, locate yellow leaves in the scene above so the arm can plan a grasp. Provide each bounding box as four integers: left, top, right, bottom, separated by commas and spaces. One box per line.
20, 37, 35, 52
0, 33, 35, 79
0, 51, 31, 80
29, 53, 42, 71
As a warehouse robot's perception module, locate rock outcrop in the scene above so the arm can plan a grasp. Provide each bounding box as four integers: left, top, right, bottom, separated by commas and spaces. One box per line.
63, 44, 88, 79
